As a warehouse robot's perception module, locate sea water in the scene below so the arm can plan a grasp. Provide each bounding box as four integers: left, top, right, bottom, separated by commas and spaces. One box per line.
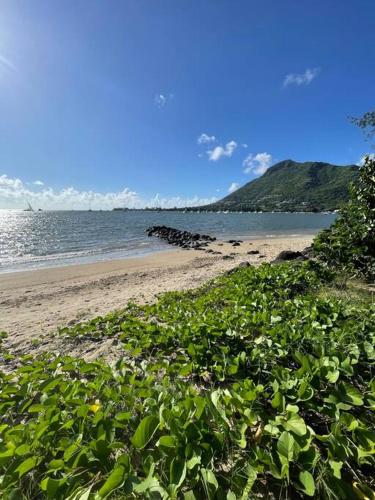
0, 210, 335, 273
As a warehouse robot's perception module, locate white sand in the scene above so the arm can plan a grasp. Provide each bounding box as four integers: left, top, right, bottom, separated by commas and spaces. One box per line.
0, 236, 313, 361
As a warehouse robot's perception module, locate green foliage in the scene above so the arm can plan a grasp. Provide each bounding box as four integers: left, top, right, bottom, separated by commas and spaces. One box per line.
313, 155, 375, 280
351, 110, 375, 142
197, 160, 359, 212
0, 262, 374, 498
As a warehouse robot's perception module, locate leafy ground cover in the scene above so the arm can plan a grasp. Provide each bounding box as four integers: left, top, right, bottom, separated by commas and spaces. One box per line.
0, 262, 374, 499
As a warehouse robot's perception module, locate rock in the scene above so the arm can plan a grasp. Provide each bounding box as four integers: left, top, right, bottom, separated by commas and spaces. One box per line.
222, 255, 234, 260
232, 242, 241, 247
302, 246, 314, 258
247, 250, 260, 255
275, 250, 306, 261
226, 261, 251, 275
238, 261, 251, 268
228, 239, 243, 244
146, 225, 216, 249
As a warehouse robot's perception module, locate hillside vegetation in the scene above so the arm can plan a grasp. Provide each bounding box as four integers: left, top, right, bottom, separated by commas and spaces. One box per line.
200, 160, 358, 213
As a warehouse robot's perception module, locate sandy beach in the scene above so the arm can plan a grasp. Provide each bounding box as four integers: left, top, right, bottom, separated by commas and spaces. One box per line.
0, 236, 313, 361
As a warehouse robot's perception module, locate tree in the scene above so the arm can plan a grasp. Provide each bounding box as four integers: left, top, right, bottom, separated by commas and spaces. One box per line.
351, 109, 375, 144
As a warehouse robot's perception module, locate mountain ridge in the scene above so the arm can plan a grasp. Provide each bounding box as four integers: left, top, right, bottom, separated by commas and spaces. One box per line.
197, 160, 359, 212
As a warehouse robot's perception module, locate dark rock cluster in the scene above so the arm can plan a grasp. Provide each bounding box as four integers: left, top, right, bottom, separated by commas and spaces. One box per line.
146, 226, 216, 250
272, 247, 312, 263
227, 239, 243, 247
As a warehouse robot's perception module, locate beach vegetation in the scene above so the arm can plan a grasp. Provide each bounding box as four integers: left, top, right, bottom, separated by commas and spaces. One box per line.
0, 261, 374, 498
312, 154, 375, 281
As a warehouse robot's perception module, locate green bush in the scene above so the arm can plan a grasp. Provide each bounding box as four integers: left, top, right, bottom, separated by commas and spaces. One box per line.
312, 155, 375, 280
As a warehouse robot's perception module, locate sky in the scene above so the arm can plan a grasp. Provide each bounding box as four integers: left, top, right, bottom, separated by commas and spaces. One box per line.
0, 0, 374, 209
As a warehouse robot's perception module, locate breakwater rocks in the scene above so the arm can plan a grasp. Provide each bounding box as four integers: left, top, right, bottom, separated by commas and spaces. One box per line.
146, 226, 216, 250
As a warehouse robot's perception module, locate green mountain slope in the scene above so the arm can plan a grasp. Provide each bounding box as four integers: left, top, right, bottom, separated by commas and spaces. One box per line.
202, 160, 359, 212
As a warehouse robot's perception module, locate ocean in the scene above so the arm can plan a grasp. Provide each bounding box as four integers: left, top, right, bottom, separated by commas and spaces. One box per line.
0, 210, 336, 273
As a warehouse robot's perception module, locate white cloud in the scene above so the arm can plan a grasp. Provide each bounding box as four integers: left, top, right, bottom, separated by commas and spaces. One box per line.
0, 53, 17, 73
208, 140, 238, 161
243, 152, 273, 175
197, 133, 216, 144
33, 180, 44, 186
283, 67, 320, 87
0, 174, 217, 210
154, 94, 167, 108
228, 182, 240, 194
154, 93, 174, 108
357, 153, 375, 166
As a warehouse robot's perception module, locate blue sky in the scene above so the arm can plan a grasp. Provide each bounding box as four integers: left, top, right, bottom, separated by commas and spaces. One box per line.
0, 0, 374, 209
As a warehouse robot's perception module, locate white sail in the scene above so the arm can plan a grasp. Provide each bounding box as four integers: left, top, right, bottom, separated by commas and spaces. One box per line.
24, 202, 34, 212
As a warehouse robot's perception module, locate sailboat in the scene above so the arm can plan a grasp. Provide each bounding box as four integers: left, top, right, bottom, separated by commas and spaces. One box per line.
24, 202, 34, 212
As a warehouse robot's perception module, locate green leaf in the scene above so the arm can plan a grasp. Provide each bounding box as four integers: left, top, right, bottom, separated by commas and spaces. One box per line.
40, 477, 66, 499
277, 431, 295, 462
131, 416, 159, 449
329, 460, 343, 479
98, 465, 127, 498
241, 465, 257, 499
158, 435, 176, 448
286, 404, 299, 413
187, 455, 201, 470
170, 458, 186, 488
201, 468, 218, 496
271, 391, 285, 410
16, 456, 39, 477
65, 485, 93, 500
115, 411, 132, 422
179, 363, 193, 376
284, 413, 307, 436
299, 471, 315, 496
326, 369, 340, 383
0, 449, 15, 466
341, 382, 364, 406
133, 463, 165, 494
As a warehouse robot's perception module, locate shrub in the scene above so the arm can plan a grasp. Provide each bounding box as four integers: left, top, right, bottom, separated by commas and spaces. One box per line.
312, 155, 375, 281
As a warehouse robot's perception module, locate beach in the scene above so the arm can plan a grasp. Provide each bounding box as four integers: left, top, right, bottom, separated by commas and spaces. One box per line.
0, 235, 313, 362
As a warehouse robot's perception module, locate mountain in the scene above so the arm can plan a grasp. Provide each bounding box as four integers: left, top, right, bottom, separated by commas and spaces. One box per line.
200, 160, 359, 212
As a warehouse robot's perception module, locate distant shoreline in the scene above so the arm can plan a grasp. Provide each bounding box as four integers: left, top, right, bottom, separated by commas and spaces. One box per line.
1, 208, 339, 214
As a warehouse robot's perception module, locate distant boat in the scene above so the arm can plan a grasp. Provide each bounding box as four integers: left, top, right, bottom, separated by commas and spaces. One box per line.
24, 202, 34, 212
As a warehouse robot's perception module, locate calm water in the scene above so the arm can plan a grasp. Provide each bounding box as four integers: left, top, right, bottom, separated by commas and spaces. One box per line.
0, 210, 336, 273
